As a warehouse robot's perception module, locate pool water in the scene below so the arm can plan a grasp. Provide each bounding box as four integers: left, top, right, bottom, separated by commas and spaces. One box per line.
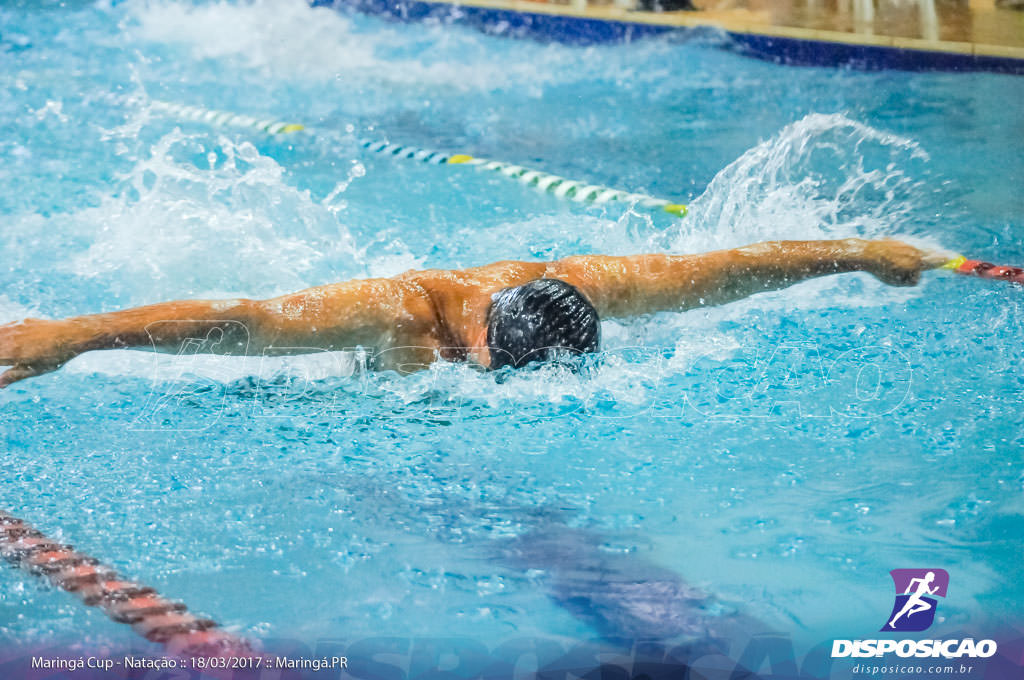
1, 0, 1023, 663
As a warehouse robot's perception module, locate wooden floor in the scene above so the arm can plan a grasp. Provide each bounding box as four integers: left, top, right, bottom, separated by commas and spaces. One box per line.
435, 0, 1024, 60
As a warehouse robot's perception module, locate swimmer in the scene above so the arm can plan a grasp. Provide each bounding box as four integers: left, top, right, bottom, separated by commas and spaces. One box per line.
0, 238, 932, 386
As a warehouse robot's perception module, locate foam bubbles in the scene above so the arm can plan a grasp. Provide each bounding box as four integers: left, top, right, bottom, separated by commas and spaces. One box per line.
0, 295, 37, 325
64, 129, 365, 303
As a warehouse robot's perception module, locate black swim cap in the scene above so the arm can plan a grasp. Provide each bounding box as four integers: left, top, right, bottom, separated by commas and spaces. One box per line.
486, 278, 601, 370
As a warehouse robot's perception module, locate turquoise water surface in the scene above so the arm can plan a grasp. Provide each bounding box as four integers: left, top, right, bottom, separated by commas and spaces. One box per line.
1, 0, 1023, 665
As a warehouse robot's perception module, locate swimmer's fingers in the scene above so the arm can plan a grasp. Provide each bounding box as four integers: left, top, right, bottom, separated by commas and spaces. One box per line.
0, 361, 63, 388
0, 364, 44, 388
0, 319, 75, 374
0, 322, 19, 366
864, 240, 928, 287
922, 250, 957, 269
0, 319, 41, 366
876, 266, 922, 287
0, 317, 72, 386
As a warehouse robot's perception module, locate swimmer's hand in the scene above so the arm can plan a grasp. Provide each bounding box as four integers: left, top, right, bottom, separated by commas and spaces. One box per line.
861, 239, 931, 287
0, 318, 78, 387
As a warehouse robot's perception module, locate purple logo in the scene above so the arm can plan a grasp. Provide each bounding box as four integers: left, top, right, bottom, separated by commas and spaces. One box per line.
881, 569, 949, 632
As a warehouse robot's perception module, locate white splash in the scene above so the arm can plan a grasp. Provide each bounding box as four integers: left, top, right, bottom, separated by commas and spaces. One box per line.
665, 113, 934, 254
121, 0, 722, 99
62, 130, 366, 302
125, 0, 585, 93
0, 295, 37, 325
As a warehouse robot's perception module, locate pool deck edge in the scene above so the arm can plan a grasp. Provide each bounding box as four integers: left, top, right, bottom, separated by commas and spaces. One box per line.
432, 0, 1024, 59
319, 0, 1024, 73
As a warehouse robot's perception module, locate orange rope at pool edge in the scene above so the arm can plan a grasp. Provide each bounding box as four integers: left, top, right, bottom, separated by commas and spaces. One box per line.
0, 509, 259, 659
948, 256, 1024, 284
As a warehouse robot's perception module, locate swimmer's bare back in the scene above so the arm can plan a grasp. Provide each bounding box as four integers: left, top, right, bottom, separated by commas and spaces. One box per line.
0, 238, 931, 386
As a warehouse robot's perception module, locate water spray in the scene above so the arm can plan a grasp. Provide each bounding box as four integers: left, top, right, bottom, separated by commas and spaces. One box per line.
111, 96, 1024, 290
109, 95, 688, 217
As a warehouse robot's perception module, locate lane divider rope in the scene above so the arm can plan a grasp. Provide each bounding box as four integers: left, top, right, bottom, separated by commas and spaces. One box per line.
0, 509, 259, 659
109, 95, 687, 217
944, 255, 1024, 284
144, 98, 306, 135
924, 252, 1024, 287
113, 98, 1024, 290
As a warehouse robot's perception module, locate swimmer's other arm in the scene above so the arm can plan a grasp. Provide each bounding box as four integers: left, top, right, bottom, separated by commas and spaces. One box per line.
553, 238, 931, 318
0, 278, 421, 387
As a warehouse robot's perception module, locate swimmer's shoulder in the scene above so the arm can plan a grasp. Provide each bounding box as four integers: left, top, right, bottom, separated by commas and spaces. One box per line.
397, 260, 549, 290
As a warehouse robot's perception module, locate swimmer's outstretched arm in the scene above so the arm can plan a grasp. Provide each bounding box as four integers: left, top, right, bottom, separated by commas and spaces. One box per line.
552, 238, 932, 318
0, 278, 427, 387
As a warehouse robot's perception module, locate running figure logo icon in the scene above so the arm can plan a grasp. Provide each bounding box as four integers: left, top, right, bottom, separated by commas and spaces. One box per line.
881, 569, 949, 632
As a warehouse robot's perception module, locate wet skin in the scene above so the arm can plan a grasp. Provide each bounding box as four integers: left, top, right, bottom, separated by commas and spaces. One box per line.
0, 238, 933, 385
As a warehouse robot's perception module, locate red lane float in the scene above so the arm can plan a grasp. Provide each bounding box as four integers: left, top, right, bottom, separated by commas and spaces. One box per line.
0, 509, 257, 659
954, 258, 1024, 285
